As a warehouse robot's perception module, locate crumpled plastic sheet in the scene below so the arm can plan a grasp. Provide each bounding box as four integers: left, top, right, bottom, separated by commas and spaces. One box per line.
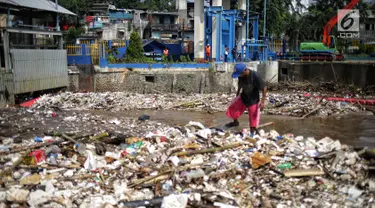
161, 194, 189, 208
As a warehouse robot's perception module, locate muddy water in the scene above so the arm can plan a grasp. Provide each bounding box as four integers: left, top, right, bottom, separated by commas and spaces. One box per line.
92, 110, 375, 148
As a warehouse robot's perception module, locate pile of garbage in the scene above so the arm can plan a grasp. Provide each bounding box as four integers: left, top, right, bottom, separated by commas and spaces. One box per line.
268, 81, 375, 97
265, 93, 360, 117
32, 92, 362, 117
0, 114, 373, 207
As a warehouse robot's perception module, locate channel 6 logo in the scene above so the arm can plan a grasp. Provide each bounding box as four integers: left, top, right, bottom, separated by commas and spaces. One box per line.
338, 9, 360, 32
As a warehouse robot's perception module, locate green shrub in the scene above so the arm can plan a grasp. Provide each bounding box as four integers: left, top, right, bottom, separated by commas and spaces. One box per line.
107, 55, 116, 64
125, 32, 146, 63
180, 56, 188, 62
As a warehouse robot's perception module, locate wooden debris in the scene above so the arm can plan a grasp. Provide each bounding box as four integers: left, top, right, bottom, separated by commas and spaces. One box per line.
62, 133, 79, 143
89, 132, 109, 140
257, 122, 274, 129
173, 143, 244, 157
6, 140, 64, 154
284, 168, 325, 177
301, 106, 323, 119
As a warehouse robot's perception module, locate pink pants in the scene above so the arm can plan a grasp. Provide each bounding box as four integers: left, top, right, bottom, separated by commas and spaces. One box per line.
226, 96, 260, 128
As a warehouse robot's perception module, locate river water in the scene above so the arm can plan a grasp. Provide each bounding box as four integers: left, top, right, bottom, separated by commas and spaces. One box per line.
91, 109, 375, 148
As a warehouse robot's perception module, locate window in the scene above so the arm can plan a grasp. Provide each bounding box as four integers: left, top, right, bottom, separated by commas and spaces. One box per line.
366, 24, 370, 30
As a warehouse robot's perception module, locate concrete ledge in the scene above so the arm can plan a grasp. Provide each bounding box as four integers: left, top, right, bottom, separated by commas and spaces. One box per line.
93, 69, 236, 94
279, 62, 375, 87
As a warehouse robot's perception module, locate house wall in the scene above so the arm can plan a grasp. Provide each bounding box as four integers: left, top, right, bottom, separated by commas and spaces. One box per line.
182, 32, 194, 41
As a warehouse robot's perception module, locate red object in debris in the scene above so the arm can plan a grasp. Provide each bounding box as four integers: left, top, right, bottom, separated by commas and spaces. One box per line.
160, 136, 169, 143
20, 97, 39, 108
121, 150, 128, 157
303, 94, 375, 105
52, 112, 57, 117
324, 97, 375, 105
29, 150, 46, 164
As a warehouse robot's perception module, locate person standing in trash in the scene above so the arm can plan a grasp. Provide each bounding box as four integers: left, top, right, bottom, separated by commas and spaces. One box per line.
226, 63, 267, 136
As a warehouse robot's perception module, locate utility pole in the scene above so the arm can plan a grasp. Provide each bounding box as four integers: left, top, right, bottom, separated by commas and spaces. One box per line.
56, 0, 60, 31
246, 0, 249, 43
139, 13, 143, 40
263, 0, 266, 38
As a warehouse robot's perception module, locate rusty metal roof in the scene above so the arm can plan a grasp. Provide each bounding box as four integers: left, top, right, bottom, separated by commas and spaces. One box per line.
0, 0, 75, 15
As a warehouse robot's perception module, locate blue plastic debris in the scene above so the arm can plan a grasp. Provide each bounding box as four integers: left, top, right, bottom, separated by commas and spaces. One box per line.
34, 137, 43, 143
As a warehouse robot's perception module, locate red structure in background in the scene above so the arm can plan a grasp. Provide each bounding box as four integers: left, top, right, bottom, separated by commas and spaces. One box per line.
322, 0, 360, 47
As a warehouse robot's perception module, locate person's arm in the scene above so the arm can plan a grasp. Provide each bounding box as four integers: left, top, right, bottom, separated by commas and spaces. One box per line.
254, 72, 267, 109
236, 79, 241, 96
260, 86, 267, 110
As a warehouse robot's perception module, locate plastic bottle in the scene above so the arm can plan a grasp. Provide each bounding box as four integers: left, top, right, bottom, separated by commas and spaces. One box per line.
184, 169, 205, 180
162, 183, 172, 194
49, 155, 57, 165
74, 143, 86, 155
131, 141, 143, 149
277, 163, 292, 170
34, 137, 43, 143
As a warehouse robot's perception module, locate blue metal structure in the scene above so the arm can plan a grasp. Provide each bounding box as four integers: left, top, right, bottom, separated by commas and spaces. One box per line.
204, 6, 268, 62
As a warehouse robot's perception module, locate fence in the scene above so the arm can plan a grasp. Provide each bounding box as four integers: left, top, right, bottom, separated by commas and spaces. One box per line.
269, 39, 283, 53
0, 49, 69, 103
65, 40, 129, 65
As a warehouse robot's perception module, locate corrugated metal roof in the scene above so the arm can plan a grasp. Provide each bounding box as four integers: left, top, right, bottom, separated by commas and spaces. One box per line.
0, 0, 75, 15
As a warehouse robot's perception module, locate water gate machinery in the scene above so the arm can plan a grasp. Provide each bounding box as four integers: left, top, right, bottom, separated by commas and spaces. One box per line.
204, 6, 269, 62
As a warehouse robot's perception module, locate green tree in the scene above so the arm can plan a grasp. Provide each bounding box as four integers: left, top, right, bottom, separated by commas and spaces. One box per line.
64, 27, 84, 43
59, 0, 93, 26
59, 0, 93, 15
137, 0, 175, 11
301, 0, 369, 41
249, 0, 305, 37
279, 0, 370, 52
115, 0, 140, 9
125, 31, 146, 63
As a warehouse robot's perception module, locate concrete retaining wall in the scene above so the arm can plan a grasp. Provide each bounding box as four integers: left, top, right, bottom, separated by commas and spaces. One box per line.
66, 62, 276, 94
279, 61, 375, 87
68, 67, 79, 92
93, 67, 237, 94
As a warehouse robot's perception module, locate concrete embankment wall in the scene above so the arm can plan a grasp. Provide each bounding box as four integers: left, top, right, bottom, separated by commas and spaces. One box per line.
66, 61, 375, 94
91, 61, 274, 94
93, 68, 236, 94
67, 61, 278, 93
279, 61, 375, 87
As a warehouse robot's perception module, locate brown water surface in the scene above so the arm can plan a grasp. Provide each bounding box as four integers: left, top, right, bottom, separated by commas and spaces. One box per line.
93, 110, 375, 148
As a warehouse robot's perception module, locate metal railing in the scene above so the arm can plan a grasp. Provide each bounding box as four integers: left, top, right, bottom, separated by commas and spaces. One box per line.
361, 30, 375, 38
269, 40, 283, 52
151, 24, 180, 31
85, 45, 91, 56
65, 44, 82, 56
